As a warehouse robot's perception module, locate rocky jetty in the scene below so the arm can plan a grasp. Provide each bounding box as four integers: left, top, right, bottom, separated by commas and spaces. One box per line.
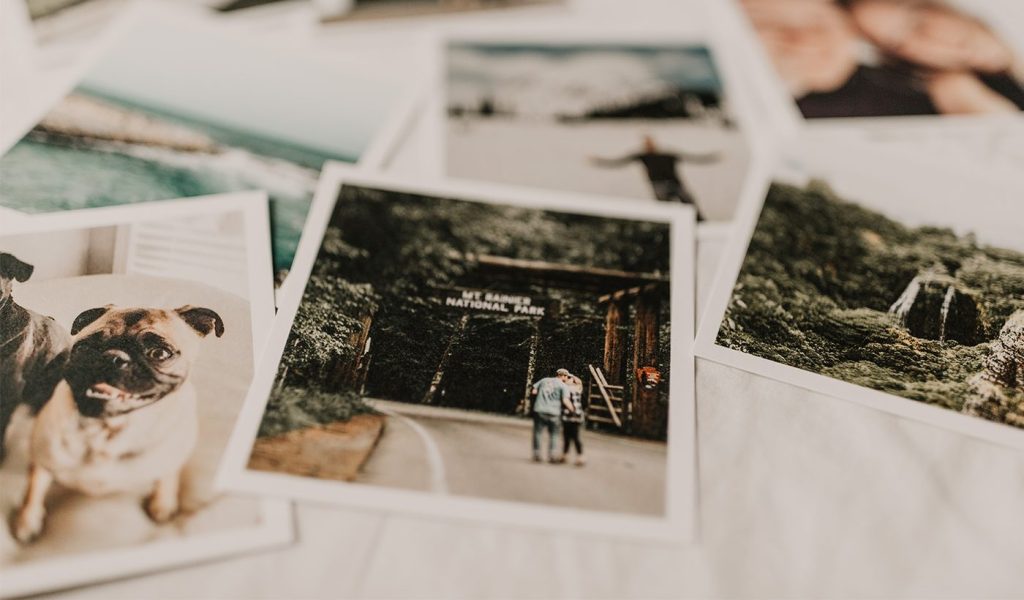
963, 310, 1024, 426
34, 93, 219, 153
888, 268, 987, 345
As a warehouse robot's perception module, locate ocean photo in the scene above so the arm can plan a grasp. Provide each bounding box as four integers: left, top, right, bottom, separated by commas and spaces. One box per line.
0, 10, 406, 279
1, 88, 338, 277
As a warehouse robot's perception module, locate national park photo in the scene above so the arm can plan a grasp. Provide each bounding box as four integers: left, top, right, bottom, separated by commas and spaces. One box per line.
247, 182, 681, 518
715, 178, 1024, 429
445, 40, 751, 223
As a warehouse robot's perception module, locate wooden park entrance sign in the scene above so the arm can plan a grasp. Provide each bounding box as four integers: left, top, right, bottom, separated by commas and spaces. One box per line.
419, 254, 668, 437
423, 286, 552, 405
441, 288, 551, 317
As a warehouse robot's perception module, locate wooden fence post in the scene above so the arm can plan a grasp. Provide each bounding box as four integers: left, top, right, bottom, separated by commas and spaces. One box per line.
603, 298, 625, 385
631, 288, 661, 436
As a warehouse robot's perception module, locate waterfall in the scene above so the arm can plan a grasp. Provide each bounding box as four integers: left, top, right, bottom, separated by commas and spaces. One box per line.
889, 266, 983, 345
888, 275, 922, 327
939, 286, 956, 342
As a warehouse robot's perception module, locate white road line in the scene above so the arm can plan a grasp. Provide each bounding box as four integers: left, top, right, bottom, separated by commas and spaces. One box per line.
376, 406, 449, 495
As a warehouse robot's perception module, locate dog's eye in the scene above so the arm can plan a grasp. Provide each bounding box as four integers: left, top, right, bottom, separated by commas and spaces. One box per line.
147, 347, 173, 362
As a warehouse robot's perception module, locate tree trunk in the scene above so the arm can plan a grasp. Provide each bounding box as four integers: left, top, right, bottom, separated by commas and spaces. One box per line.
275, 365, 288, 394
519, 320, 541, 415
423, 313, 469, 404
603, 299, 625, 384
328, 310, 376, 391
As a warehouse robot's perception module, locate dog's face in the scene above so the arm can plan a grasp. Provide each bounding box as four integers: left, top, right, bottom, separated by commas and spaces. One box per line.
0, 252, 34, 312
64, 305, 224, 418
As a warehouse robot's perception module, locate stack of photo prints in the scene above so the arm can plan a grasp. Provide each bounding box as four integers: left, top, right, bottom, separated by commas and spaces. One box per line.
1, 0, 1022, 595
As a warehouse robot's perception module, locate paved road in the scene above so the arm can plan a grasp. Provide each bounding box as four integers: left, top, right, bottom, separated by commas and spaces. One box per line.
359, 400, 668, 516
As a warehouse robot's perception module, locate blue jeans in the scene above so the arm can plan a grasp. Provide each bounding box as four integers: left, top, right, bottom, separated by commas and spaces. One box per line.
532, 413, 561, 460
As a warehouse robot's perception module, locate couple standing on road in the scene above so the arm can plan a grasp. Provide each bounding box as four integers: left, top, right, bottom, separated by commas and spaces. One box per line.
530, 368, 586, 467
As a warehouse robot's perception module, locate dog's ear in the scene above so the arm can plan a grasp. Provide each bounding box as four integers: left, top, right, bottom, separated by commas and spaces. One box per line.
0, 253, 34, 283
175, 306, 225, 338
71, 306, 112, 335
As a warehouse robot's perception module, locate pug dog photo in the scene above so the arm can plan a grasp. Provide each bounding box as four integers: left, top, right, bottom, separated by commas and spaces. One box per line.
0, 196, 288, 599
11, 304, 224, 543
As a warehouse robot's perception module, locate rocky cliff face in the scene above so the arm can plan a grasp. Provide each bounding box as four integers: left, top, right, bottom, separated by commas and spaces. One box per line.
718, 181, 1024, 425
963, 310, 1024, 427
888, 268, 987, 345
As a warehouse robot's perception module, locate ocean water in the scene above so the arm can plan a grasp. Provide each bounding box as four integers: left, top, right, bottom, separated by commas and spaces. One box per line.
0, 88, 355, 274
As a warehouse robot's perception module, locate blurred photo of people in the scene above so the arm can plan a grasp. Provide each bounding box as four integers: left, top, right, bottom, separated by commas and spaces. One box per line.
741, 0, 1024, 118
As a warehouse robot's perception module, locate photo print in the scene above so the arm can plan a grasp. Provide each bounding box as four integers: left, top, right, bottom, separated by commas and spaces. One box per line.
696, 141, 1024, 449
0, 4, 416, 288
440, 30, 756, 231
0, 195, 289, 598
20, 0, 293, 55
317, 0, 562, 23
739, 0, 1024, 120
220, 166, 696, 540
22, 0, 135, 21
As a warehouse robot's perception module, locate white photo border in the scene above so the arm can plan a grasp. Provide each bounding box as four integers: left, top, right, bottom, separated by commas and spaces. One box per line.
0, 193, 292, 599
218, 163, 697, 543
694, 139, 1024, 452
0, 501, 291, 599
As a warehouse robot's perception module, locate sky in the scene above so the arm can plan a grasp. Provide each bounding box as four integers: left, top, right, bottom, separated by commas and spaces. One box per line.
774, 142, 1024, 254
447, 42, 722, 119
82, 16, 404, 160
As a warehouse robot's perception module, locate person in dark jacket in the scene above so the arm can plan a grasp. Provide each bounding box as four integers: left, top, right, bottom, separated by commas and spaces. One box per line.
589, 135, 718, 221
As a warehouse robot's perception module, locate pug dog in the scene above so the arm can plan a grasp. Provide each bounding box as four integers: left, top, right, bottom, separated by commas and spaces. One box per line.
10, 304, 224, 543
0, 252, 71, 461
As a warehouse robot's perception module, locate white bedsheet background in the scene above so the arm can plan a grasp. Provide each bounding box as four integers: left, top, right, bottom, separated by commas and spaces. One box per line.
3, 0, 1023, 597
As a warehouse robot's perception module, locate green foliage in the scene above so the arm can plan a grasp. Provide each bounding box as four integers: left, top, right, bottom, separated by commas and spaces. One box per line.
717, 181, 1024, 412
364, 298, 459, 403
440, 315, 536, 413
332, 186, 670, 286
260, 266, 380, 437
257, 386, 373, 438
280, 275, 378, 387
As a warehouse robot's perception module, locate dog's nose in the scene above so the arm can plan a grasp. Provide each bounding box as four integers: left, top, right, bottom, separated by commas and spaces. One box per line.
105, 349, 132, 369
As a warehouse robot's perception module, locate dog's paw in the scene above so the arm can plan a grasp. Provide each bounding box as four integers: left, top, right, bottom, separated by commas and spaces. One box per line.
144, 493, 178, 523
10, 506, 45, 544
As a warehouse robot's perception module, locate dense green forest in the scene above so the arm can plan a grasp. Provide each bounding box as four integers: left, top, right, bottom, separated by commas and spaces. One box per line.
258, 185, 672, 438
717, 181, 1024, 426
